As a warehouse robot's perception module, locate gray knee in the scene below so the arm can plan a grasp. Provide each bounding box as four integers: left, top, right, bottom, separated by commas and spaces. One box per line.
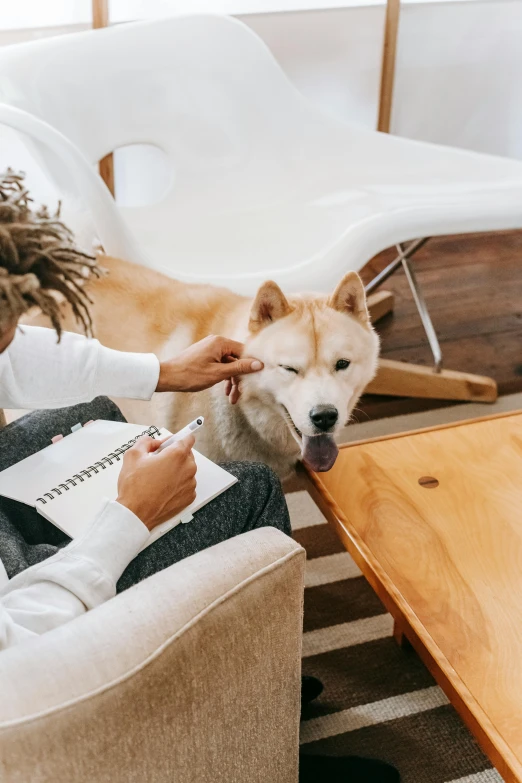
219, 461, 292, 537
249, 462, 279, 484
90, 396, 126, 423
248, 462, 291, 536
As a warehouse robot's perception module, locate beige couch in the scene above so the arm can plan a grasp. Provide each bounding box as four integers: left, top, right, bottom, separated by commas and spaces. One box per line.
0, 527, 305, 783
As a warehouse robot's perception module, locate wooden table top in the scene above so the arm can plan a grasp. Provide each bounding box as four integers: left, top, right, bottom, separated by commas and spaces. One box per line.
307, 411, 522, 782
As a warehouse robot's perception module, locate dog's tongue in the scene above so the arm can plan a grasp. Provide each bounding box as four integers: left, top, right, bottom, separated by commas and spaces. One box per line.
302, 434, 339, 472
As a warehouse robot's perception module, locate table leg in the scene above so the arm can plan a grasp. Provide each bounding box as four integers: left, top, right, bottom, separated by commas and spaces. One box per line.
393, 617, 413, 651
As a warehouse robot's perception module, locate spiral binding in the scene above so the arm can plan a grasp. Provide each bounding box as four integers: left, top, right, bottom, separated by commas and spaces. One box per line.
36, 426, 161, 505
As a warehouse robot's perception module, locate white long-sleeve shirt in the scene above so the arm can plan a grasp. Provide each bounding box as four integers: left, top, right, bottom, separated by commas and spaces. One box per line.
0, 326, 161, 650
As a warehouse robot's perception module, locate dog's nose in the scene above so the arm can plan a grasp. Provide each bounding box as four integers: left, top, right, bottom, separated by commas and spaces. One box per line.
309, 405, 339, 432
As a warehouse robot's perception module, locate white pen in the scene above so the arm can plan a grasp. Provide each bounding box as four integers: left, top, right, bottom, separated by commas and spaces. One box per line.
157, 416, 205, 453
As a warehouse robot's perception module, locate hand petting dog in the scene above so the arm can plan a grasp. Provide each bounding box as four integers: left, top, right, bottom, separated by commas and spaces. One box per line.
156, 334, 262, 403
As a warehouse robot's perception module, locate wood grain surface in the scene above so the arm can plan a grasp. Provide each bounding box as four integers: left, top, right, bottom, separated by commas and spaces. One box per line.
92, 0, 115, 196
308, 410, 522, 781
377, 0, 401, 133
367, 358, 497, 402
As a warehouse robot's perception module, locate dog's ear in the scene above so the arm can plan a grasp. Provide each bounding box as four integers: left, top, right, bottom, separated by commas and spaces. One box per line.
249, 281, 292, 333
328, 272, 369, 324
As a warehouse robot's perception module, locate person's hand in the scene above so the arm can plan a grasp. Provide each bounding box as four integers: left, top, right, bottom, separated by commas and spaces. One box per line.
156, 335, 263, 395
116, 434, 197, 531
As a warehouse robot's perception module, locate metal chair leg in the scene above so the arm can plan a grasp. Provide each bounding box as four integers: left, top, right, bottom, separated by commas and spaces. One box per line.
398, 244, 443, 373
364, 238, 429, 295
364, 237, 443, 373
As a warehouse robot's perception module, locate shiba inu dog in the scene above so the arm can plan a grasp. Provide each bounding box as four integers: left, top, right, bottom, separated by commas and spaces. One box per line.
34, 256, 379, 478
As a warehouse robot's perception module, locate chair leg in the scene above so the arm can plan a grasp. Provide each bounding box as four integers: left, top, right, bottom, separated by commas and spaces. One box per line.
366, 238, 444, 371
363, 237, 498, 403
364, 238, 430, 295
367, 290, 395, 323
399, 245, 443, 373
367, 358, 497, 403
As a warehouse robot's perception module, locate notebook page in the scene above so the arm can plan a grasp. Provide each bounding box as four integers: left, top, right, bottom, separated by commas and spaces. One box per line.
36, 465, 121, 538
0, 421, 157, 507
40, 449, 238, 545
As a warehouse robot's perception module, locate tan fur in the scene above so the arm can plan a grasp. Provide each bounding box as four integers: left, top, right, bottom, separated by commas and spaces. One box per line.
27, 256, 379, 478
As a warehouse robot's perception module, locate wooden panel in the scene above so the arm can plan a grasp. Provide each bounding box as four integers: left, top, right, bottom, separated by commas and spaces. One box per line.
92, 0, 115, 197
368, 358, 497, 402
92, 0, 109, 29
367, 289, 395, 323
98, 153, 115, 197
377, 0, 401, 133
308, 411, 522, 782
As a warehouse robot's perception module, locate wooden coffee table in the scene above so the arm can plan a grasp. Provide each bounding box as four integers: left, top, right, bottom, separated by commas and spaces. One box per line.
305, 411, 522, 783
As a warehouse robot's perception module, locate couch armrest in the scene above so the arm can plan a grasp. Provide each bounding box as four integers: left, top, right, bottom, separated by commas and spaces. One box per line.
0, 528, 305, 783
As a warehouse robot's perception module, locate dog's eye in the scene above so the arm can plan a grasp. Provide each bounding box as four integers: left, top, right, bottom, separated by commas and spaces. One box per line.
280, 365, 299, 374
335, 359, 351, 371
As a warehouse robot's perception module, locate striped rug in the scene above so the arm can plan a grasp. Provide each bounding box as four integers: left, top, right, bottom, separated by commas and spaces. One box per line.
287, 489, 504, 783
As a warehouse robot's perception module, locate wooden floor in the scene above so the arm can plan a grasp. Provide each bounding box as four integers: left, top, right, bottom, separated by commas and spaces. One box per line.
358, 230, 522, 420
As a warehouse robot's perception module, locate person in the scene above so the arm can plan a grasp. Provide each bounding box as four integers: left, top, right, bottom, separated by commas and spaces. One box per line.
0, 171, 399, 782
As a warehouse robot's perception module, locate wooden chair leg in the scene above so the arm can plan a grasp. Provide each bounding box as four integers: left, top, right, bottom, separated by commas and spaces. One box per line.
367, 358, 497, 403
367, 290, 395, 323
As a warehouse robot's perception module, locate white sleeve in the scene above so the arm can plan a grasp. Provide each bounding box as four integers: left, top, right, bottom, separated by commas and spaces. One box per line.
0, 325, 160, 410
0, 500, 150, 650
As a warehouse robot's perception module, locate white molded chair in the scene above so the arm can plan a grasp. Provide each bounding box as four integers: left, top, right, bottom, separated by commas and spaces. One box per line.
1, 14, 522, 401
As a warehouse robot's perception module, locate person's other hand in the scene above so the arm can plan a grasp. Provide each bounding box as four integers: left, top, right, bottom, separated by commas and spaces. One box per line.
117, 434, 197, 530
156, 335, 263, 395
224, 375, 241, 405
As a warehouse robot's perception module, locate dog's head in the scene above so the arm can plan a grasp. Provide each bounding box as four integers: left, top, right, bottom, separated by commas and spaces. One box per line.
240, 272, 379, 472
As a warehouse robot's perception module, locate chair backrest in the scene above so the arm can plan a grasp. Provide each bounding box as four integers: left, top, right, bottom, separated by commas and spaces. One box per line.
0, 103, 147, 265
0, 16, 320, 219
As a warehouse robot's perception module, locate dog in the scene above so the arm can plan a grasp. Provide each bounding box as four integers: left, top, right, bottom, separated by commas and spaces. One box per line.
32, 255, 379, 478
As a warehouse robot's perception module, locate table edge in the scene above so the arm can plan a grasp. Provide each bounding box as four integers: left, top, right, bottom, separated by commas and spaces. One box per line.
338, 407, 522, 451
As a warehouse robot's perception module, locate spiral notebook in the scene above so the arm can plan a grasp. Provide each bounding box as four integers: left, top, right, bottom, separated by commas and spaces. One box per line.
0, 420, 237, 549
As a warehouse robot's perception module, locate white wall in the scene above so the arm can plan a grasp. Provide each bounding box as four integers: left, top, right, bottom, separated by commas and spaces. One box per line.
393, 1, 522, 158
241, 2, 522, 159
0, 0, 491, 30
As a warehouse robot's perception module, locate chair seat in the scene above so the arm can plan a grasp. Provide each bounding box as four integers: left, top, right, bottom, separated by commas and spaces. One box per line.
122, 130, 522, 294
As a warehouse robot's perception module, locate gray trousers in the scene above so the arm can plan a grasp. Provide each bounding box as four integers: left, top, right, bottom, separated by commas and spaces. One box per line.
0, 397, 291, 593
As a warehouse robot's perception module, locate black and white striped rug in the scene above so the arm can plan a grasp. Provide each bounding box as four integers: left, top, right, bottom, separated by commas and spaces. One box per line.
287, 490, 503, 783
